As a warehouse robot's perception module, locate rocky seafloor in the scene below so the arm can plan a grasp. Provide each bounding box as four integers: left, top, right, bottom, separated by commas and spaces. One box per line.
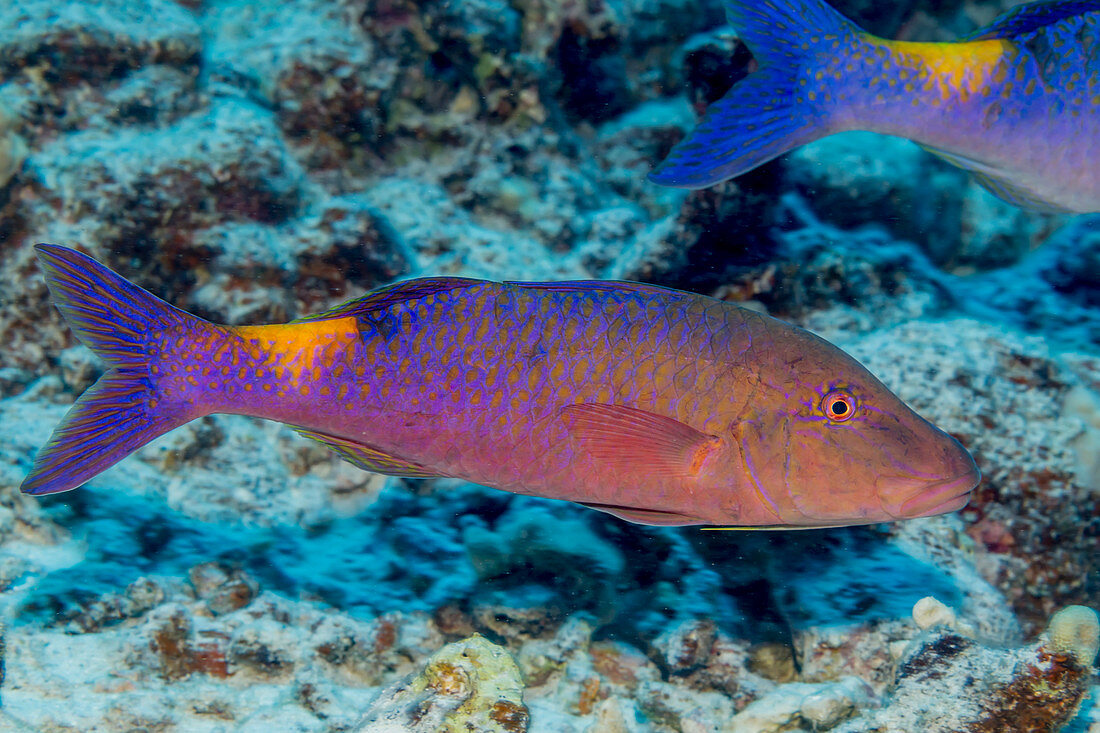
0, 0, 1097, 730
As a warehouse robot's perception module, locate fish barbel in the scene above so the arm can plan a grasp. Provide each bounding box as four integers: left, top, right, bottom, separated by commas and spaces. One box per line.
22, 245, 979, 528
650, 0, 1100, 213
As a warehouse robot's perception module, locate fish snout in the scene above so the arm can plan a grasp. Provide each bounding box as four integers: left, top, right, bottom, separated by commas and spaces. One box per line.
878, 441, 981, 519
894, 469, 980, 518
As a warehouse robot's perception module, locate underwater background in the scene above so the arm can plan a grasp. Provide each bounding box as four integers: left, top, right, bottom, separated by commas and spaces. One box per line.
0, 0, 1097, 730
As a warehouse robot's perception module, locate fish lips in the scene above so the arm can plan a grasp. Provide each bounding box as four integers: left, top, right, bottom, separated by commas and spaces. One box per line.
882, 467, 982, 519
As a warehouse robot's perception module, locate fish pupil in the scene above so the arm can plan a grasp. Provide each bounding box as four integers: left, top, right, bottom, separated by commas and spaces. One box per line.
830, 400, 848, 416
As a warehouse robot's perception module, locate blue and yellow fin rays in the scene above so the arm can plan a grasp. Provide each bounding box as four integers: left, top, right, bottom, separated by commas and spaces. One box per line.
21, 369, 188, 495
506, 280, 674, 296
292, 427, 441, 478
966, 1, 1100, 40
34, 244, 193, 368
917, 143, 1004, 175
293, 277, 483, 323
648, 67, 823, 187
22, 245, 201, 495
649, 0, 856, 187
721, 0, 858, 63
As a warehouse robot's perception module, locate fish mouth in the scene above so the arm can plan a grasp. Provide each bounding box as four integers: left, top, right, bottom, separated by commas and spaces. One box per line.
891, 470, 981, 519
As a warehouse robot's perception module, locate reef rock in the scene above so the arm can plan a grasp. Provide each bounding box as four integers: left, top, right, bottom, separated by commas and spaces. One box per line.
357, 633, 529, 732
0, 0, 202, 134
844, 319, 1099, 635
838, 627, 1096, 732
206, 0, 391, 167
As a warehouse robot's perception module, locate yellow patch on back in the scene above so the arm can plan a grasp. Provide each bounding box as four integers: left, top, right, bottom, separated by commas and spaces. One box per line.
872, 36, 1014, 104
235, 318, 359, 386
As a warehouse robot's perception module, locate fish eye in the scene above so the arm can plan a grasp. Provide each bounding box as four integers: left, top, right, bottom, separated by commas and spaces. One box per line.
821, 390, 857, 422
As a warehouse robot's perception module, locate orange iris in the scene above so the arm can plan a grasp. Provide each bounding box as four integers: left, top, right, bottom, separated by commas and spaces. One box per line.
822, 390, 857, 422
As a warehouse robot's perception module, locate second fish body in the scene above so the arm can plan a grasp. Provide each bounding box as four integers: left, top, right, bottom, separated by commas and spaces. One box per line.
651, 0, 1100, 213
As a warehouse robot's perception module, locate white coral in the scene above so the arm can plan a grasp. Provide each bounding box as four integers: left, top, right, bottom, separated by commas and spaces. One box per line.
912, 596, 957, 631
1046, 605, 1099, 667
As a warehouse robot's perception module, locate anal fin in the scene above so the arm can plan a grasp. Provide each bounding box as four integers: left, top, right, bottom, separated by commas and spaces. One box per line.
293, 427, 440, 478
968, 171, 1072, 214
918, 144, 1070, 213
917, 143, 1000, 175
578, 502, 704, 526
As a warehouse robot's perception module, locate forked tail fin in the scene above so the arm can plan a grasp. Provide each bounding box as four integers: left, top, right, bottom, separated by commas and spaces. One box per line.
649, 0, 860, 188
22, 244, 204, 495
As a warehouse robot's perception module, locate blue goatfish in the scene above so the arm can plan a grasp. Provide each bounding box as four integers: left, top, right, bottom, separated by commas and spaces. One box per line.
650, 0, 1100, 213
23, 245, 979, 528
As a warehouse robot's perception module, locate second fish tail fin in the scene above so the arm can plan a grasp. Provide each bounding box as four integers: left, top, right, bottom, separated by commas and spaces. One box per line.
649, 0, 861, 188
22, 244, 207, 495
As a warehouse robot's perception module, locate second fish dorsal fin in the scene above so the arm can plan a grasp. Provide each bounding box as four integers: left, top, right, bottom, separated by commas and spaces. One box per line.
560, 403, 721, 479
295, 277, 484, 323
966, 1, 1100, 40
293, 427, 441, 478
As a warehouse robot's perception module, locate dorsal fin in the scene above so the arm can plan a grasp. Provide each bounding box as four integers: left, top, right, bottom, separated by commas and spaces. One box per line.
966, 1, 1100, 40
295, 277, 485, 323
506, 280, 676, 297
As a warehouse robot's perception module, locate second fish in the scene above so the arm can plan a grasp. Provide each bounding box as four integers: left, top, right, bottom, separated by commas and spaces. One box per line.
650, 0, 1100, 213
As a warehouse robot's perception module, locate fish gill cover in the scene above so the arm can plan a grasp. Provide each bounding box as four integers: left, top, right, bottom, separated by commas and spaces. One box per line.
0, 0, 1096, 731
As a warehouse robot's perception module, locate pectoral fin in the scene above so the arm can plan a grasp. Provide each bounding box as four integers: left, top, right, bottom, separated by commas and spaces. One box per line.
293, 427, 440, 478
561, 403, 721, 479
